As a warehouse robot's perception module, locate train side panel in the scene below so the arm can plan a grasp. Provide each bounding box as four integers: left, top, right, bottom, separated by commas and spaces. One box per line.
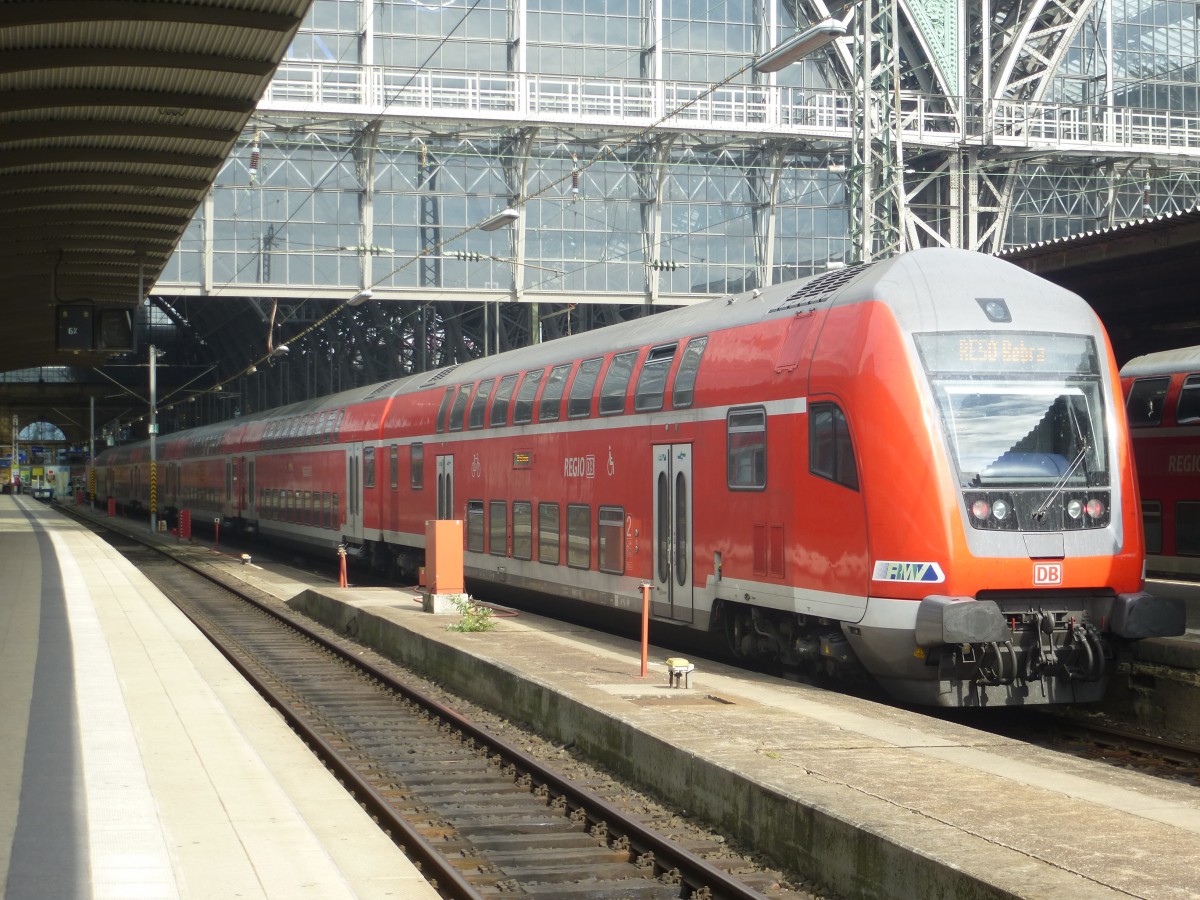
1121, 352, 1200, 577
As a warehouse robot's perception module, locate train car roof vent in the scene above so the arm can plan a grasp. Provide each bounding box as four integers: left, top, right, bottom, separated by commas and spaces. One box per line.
363, 379, 398, 399
771, 262, 869, 313
422, 365, 460, 387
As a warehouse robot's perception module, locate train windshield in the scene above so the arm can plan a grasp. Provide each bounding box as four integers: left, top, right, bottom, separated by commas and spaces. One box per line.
915, 332, 1108, 489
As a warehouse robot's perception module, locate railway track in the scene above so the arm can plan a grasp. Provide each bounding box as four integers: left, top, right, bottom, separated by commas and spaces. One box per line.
1033, 712, 1200, 784
85, 524, 824, 900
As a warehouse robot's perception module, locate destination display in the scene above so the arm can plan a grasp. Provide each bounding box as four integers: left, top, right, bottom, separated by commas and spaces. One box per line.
915, 332, 1100, 376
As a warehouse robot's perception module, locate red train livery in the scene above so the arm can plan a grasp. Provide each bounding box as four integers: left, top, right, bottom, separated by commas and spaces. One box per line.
1121, 346, 1200, 577
95, 248, 1184, 707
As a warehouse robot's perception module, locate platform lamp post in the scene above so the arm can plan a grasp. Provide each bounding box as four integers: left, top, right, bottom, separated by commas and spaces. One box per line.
149, 343, 161, 534
89, 396, 95, 509
477, 207, 520, 357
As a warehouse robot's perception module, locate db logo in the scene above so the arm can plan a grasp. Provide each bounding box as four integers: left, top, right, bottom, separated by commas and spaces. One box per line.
1033, 562, 1063, 586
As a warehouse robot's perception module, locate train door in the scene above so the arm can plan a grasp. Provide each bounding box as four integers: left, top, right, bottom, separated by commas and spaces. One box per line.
234, 457, 246, 518
436, 455, 455, 520
652, 444, 694, 623
346, 442, 364, 539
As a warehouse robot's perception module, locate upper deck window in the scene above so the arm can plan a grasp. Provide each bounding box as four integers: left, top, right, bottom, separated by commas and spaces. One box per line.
672, 336, 708, 409
568, 358, 603, 419
539, 364, 572, 422
634, 344, 677, 412
435, 386, 454, 433
469, 379, 495, 430
1177, 375, 1200, 425
490, 374, 518, 427
600, 350, 638, 415
448, 383, 473, 432
1127, 377, 1170, 427
513, 369, 544, 424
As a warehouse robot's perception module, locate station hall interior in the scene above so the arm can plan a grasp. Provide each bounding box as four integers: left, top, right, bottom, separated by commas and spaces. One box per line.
3, 0, 1200, 483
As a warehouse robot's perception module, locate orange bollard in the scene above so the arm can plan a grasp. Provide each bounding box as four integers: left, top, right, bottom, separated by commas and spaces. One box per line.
338, 544, 348, 588
640, 583, 651, 678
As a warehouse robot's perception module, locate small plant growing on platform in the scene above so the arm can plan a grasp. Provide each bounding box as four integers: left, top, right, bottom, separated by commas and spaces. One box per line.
447, 595, 496, 632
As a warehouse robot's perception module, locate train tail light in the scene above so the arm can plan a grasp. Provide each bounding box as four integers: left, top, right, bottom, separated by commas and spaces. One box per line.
1085, 498, 1105, 519
971, 498, 990, 521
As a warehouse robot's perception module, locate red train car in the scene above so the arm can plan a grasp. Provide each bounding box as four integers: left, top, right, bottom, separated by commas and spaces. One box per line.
96, 248, 1184, 706
1120, 346, 1200, 577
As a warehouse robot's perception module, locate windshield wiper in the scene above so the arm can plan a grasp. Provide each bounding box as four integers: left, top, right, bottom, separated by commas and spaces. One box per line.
1032, 441, 1089, 522
1033, 400, 1091, 522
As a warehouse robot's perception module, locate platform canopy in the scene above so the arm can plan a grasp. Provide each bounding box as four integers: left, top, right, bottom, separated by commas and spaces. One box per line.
0, 0, 311, 374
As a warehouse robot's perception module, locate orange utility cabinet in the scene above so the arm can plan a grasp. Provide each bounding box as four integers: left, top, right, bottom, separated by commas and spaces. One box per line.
425, 519, 465, 595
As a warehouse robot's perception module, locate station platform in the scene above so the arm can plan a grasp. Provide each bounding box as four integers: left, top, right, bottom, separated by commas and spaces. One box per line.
0, 493, 439, 900
28, 494, 1200, 899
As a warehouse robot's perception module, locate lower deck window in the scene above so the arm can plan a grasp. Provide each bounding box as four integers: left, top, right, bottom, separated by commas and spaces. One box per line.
567, 504, 591, 569
513, 501, 533, 559
489, 500, 507, 556
1176, 501, 1200, 556
810, 402, 859, 490
598, 506, 625, 574
1143, 501, 1162, 554
538, 502, 560, 564
467, 500, 485, 552
727, 407, 767, 489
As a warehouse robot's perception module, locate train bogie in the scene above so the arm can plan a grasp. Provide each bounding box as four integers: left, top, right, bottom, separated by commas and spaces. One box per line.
94, 248, 1184, 708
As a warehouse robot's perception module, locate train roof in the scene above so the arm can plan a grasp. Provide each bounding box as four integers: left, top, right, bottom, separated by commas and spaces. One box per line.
389, 247, 1073, 392
101, 248, 1065, 453
1120, 346, 1200, 378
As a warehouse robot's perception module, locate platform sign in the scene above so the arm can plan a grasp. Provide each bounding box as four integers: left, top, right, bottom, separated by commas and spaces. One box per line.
57, 304, 94, 352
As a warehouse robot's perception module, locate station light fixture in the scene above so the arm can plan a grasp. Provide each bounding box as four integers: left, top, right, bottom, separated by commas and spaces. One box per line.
754, 19, 848, 72
348, 289, 373, 307
479, 207, 520, 231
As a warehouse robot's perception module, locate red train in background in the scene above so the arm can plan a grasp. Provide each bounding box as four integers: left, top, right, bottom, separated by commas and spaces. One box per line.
1121, 346, 1200, 577
94, 248, 1184, 707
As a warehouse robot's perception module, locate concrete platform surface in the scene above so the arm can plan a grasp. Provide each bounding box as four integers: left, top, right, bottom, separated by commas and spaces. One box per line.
0, 494, 439, 900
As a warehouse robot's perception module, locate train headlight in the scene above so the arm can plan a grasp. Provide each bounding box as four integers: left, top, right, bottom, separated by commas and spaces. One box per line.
1066, 498, 1083, 519
976, 297, 1012, 323
966, 492, 1017, 529
1085, 498, 1105, 519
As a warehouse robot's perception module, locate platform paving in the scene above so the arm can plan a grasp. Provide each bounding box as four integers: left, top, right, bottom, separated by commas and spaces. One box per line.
0, 494, 439, 900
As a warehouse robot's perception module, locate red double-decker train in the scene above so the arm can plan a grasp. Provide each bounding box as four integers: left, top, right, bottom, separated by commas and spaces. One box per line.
94, 248, 1183, 706
1121, 346, 1200, 578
